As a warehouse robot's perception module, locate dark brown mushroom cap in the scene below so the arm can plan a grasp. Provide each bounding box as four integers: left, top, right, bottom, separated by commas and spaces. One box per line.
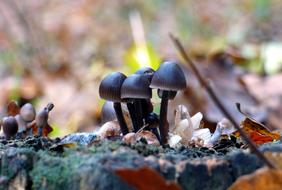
157, 89, 177, 99
2, 116, 18, 138
135, 67, 155, 75
135, 67, 155, 82
121, 74, 152, 99
36, 108, 49, 128
20, 103, 36, 122
150, 61, 186, 91
99, 72, 127, 102
101, 101, 116, 124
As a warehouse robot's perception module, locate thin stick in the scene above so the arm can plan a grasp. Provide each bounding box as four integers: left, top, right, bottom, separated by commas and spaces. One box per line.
136, 124, 149, 134
170, 34, 276, 169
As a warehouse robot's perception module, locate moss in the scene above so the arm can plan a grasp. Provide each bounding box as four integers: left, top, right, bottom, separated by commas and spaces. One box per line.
30, 148, 135, 190
31, 152, 84, 190
0, 148, 35, 179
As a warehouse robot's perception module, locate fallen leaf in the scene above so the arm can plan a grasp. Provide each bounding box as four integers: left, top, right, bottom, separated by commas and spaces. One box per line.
115, 167, 181, 190
229, 167, 282, 190
7, 101, 20, 116
30, 122, 53, 137
233, 104, 280, 144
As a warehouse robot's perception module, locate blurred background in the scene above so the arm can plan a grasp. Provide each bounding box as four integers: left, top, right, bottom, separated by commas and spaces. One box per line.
0, 0, 281, 136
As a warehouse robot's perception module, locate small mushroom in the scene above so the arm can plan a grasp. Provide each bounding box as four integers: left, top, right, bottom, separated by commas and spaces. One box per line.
150, 61, 187, 145
99, 72, 129, 135
97, 121, 120, 139
101, 101, 116, 124
36, 103, 54, 136
134, 67, 155, 121
121, 74, 152, 132
2, 116, 18, 139
135, 67, 155, 75
15, 114, 27, 133
20, 103, 36, 122
145, 112, 160, 142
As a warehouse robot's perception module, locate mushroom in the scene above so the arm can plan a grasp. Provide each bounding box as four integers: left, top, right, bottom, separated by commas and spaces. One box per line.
20, 103, 36, 122
150, 61, 187, 145
36, 103, 54, 136
19, 103, 36, 136
134, 67, 155, 119
97, 121, 120, 139
15, 114, 27, 136
121, 74, 152, 132
2, 116, 18, 139
99, 72, 129, 135
145, 112, 160, 142
101, 101, 116, 124
135, 67, 155, 75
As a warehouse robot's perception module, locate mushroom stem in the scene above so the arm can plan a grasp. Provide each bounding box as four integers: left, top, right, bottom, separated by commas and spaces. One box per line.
159, 91, 169, 145
127, 102, 139, 132
134, 100, 144, 129
151, 128, 161, 142
141, 99, 152, 118
113, 102, 129, 135
38, 127, 43, 136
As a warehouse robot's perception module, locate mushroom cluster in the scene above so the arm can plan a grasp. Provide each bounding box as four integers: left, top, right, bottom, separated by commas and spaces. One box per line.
99, 61, 187, 145
0, 102, 54, 140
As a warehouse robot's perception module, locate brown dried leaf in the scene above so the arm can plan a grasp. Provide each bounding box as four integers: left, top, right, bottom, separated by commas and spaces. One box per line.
7, 101, 20, 116
233, 104, 280, 144
229, 167, 282, 190
30, 122, 53, 137
115, 167, 181, 190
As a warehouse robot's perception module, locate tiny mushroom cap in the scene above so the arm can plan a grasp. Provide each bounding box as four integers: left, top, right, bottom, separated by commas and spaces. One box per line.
101, 101, 116, 124
98, 121, 120, 139
135, 67, 155, 75
157, 89, 177, 99
20, 103, 36, 122
2, 116, 18, 138
36, 108, 49, 128
99, 72, 127, 102
135, 67, 155, 82
150, 61, 186, 91
121, 74, 152, 99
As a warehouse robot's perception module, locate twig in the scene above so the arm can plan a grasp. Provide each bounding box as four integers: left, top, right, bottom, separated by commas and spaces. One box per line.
170, 34, 276, 169
136, 124, 149, 134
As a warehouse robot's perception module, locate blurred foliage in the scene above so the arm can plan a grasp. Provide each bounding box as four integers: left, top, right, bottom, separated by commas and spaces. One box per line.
124, 43, 160, 74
